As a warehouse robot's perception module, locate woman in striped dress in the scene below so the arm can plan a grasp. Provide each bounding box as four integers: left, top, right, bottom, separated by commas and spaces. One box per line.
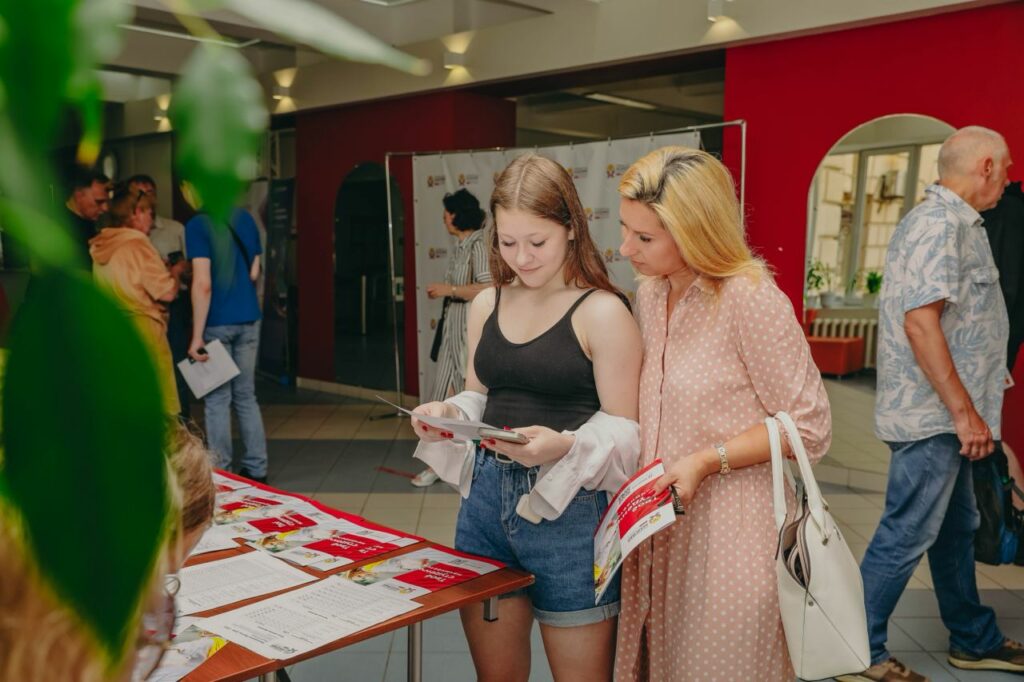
412, 189, 493, 486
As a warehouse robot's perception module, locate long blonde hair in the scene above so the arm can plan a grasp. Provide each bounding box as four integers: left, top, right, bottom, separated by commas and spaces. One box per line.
618, 147, 765, 286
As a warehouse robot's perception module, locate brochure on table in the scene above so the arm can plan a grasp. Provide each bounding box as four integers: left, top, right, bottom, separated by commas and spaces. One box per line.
140, 619, 227, 682
249, 519, 420, 571
210, 491, 338, 539
196, 578, 418, 660
593, 459, 676, 602
342, 547, 502, 600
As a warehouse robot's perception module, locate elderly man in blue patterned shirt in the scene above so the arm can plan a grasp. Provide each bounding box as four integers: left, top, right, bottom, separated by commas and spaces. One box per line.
841, 127, 1017, 682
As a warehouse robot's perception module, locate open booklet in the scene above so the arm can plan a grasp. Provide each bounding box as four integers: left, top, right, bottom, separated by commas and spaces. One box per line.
375, 395, 525, 443
593, 459, 677, 602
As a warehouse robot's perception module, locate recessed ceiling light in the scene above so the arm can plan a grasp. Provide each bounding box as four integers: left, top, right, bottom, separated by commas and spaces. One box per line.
358, 0, 424, 6
584, 93, 658, 111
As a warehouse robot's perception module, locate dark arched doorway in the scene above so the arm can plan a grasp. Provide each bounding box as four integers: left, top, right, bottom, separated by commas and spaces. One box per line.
333, 162, 405, 390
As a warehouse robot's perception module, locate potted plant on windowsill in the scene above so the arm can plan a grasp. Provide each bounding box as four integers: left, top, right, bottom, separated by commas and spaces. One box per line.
863, 270, 883, 307
808, 260, 842, 308
806, 259, 826, 309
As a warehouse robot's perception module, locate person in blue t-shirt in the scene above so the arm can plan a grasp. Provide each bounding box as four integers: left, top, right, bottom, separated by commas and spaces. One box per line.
185, 192, 268, 483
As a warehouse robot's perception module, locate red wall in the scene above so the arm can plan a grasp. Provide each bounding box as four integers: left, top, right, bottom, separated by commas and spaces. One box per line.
294, 92, 516, 394
722, 3, 1024, 449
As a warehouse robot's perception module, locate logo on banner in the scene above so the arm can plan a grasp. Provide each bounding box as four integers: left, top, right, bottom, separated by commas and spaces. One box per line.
428, 247, 448, 260
607, 163, 629, 178
493, 171, 502, 184
426, 175, 446, 188
564, 166, 588, 180
430, 318, 438, 330
586, 207, 610, 221
457, 173, 479, 187
603, 248, 626, 264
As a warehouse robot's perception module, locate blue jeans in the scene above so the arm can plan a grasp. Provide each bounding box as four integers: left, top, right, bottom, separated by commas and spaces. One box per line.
455, 448, 620, 627
860, 433, 1002, 664
203, 322, 267, 477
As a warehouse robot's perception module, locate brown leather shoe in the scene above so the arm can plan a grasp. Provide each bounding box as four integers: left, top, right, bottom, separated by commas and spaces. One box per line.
948, 637, 1024, 673
835, 657, 929, 682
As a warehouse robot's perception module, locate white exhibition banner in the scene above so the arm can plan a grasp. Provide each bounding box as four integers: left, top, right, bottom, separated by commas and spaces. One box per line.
411, 132, 701, 400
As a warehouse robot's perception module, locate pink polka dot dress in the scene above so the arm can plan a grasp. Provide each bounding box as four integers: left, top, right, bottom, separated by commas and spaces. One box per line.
615, 274, 832, 682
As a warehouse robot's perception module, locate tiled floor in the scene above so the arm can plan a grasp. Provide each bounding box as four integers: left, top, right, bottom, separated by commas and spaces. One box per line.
227, 377, 1024, 682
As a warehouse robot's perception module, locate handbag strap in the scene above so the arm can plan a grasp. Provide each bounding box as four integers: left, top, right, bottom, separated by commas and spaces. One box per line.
767, 417, 796, 530
766, 412, 829, 534
227, 221, 253, 268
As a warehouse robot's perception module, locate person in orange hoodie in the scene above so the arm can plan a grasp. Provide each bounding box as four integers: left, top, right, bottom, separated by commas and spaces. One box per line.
90, 187, 185, 415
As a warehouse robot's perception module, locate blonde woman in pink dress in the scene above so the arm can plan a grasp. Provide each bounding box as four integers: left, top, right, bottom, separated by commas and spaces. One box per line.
614, 147, 832, 681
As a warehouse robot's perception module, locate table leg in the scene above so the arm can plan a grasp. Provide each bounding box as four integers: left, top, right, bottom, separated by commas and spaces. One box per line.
258, 672, 277, 682
483, 595, 499, 622
407, 621, 423, 682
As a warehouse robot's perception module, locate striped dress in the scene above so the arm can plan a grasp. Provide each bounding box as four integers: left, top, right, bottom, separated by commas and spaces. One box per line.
430, 228, 492, 401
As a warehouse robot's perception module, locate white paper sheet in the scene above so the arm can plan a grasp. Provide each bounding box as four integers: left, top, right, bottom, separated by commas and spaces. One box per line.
196, 577, 418, 659
177, 552, 316, 615
177, 339, 241, 399
189, 531, 242, 557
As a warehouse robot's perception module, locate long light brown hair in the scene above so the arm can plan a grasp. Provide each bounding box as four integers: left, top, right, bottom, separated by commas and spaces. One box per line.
489, 154, 619, 294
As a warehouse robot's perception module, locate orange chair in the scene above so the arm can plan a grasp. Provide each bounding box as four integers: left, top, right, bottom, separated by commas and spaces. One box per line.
807, 336, 865, 377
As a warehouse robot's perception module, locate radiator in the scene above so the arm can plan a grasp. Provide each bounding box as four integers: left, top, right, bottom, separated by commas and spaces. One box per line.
810, 317, 879, 368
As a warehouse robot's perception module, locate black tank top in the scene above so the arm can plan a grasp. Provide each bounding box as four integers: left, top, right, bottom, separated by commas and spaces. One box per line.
475, 288, 602, 433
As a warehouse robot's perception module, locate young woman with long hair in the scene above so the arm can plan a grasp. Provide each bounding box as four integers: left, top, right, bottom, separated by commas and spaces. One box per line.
411, 153, 642, 681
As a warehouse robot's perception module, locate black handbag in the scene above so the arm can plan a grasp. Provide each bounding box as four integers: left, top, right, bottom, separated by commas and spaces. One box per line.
973, 448, 1024, 565
429, 297, 452, 363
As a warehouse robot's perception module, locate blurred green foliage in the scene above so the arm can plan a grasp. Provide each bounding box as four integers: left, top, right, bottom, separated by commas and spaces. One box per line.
0, 0, 426, 672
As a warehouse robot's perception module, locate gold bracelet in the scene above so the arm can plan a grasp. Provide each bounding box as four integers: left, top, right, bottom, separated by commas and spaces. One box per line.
715, 442, 730, 475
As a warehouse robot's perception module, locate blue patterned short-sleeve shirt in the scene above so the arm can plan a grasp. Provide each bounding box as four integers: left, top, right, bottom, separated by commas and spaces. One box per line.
875, 184, 1009, 442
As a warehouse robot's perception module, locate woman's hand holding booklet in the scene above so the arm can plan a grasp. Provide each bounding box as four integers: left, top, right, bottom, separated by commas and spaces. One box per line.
377, 396, 530, 445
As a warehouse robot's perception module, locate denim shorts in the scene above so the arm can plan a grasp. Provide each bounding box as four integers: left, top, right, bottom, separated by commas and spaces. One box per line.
454, 447, 620, 627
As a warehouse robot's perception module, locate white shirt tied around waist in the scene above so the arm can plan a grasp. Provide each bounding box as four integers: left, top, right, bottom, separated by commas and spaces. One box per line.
413, 390, 640, 522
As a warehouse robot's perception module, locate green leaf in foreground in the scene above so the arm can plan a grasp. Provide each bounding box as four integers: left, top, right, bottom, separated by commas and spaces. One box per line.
0, 0, 76, 155
66, 0, 134, 166
170, 43, 268, 223
1, 270, 169, 663
0, 198, 80, 269
224, 0, 431, 76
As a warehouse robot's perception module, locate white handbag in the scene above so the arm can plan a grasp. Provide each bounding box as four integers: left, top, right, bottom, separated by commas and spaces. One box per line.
766, 412, 871, 681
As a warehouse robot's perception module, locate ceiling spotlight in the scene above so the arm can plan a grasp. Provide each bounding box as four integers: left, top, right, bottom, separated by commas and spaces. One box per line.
443, 50, 466, 70
707, 0, 730, 22
272, 84, 290, 101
